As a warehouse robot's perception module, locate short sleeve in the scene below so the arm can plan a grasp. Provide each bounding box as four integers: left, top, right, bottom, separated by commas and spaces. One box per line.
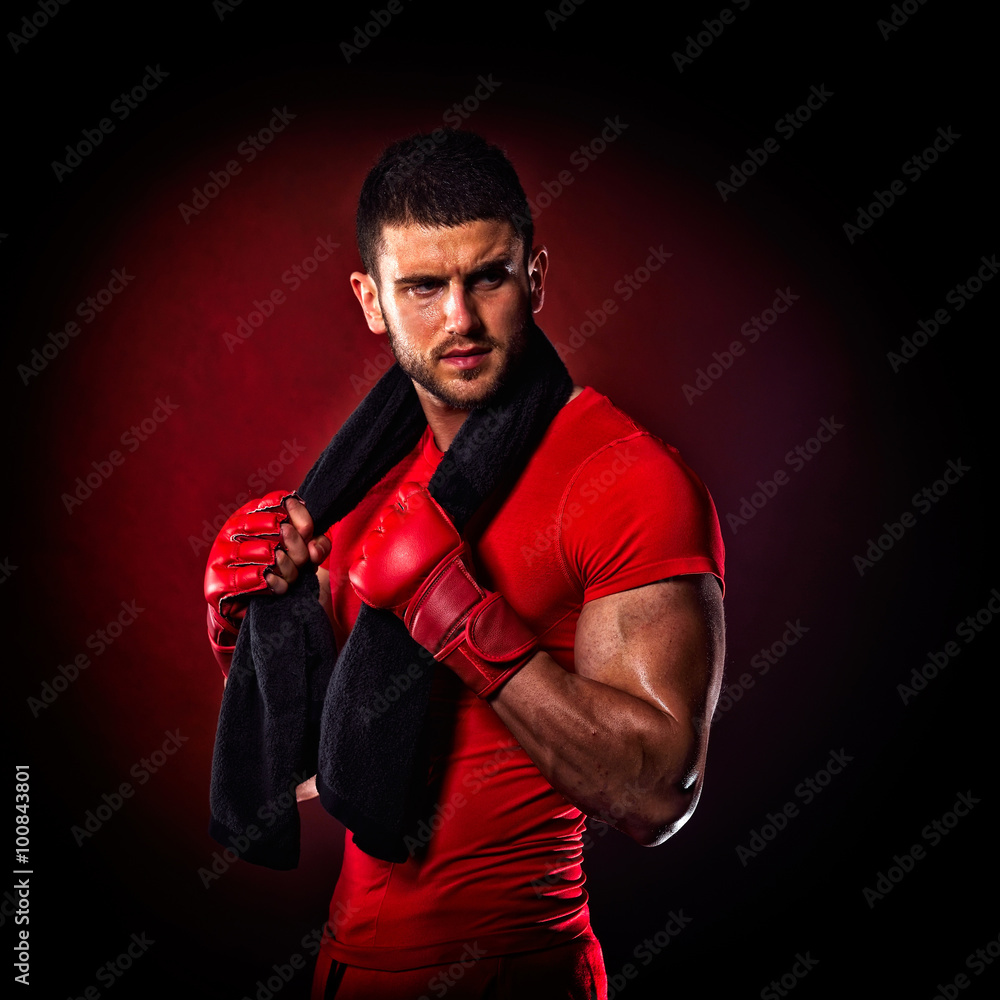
560, 433, 725, 604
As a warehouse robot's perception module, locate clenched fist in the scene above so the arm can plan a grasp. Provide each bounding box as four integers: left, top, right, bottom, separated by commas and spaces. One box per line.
203, 491, 330, 673
350, 483, 538, 698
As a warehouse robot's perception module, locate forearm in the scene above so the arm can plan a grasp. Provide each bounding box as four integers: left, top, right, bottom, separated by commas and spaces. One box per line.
489, 651, 703, 846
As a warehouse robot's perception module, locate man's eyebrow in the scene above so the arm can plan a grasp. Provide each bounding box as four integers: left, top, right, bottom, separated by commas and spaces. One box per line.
393, 253, 516, 287
393, 271, 441, 287
469, 254, 517, 276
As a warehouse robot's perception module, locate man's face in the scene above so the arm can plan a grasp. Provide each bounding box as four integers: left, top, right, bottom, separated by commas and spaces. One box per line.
352, 219, 546, 411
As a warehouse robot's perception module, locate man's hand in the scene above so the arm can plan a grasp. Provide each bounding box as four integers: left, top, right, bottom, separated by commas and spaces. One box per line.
295, 775, 319, 802
350, 483, 537, 698
203, 492, 330, 673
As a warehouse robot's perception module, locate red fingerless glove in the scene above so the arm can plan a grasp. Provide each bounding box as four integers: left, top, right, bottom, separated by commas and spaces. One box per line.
203, 490, 300, 675
350, 483, 538, 698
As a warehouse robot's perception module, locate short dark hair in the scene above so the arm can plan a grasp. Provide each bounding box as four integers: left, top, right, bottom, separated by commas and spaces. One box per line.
356, 130, 533, 280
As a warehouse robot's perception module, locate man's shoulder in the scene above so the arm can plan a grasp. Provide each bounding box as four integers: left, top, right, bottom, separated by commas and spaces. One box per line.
559, 384, 642, 433
541, 387, 725, 601
552, 385, 676, 463
552, 386, 716, 512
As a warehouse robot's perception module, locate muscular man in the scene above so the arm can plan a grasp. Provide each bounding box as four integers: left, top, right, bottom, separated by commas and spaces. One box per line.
205, 130, 725, 999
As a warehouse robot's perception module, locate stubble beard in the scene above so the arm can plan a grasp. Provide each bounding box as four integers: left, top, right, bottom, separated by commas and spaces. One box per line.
384, 313, 533, 411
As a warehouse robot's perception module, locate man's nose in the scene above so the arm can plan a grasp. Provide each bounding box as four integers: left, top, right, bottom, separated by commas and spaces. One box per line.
442, 282, 479, 336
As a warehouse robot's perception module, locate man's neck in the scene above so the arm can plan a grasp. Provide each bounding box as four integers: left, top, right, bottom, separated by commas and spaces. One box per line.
419, 395, 468, 453
417, 384, 584, 453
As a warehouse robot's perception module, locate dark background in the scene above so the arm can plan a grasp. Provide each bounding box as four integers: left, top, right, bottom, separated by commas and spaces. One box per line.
3, 1, 996, 997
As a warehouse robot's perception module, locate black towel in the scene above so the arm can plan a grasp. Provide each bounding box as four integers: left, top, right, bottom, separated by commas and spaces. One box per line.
209, 323, 573, 867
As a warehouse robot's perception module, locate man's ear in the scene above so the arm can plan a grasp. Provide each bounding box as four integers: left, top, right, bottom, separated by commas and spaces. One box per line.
350, 271, 387, 334
528, 246, 549, 315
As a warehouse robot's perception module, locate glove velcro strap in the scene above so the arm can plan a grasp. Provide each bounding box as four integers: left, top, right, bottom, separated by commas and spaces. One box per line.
404, 545, 484, 653
206, 606, 238, 678
438, 594, 538, 699
207, 604, 240, 645
403, 546, 538, 698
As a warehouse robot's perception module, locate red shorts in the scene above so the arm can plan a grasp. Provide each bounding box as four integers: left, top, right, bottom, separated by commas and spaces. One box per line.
311, 932, 607, 1000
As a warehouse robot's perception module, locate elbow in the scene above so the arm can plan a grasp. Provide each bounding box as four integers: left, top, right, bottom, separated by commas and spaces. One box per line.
620, 782, 701, 847
626, 729, 707, 846
598, 719, 709, 846
635, 798, 698, 848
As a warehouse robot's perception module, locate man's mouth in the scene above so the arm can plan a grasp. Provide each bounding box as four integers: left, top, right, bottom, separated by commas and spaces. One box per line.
439, 346, 491, 369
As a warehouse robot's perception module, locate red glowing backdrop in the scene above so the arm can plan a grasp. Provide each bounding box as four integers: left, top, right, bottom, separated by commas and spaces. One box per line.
6, 7, 993, 998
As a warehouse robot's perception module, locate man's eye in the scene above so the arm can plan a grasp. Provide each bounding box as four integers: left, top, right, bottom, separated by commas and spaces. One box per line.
472, 270, 505, 288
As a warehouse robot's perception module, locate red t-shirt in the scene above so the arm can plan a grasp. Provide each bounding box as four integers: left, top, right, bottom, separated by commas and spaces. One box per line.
318, 386, 724, 970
